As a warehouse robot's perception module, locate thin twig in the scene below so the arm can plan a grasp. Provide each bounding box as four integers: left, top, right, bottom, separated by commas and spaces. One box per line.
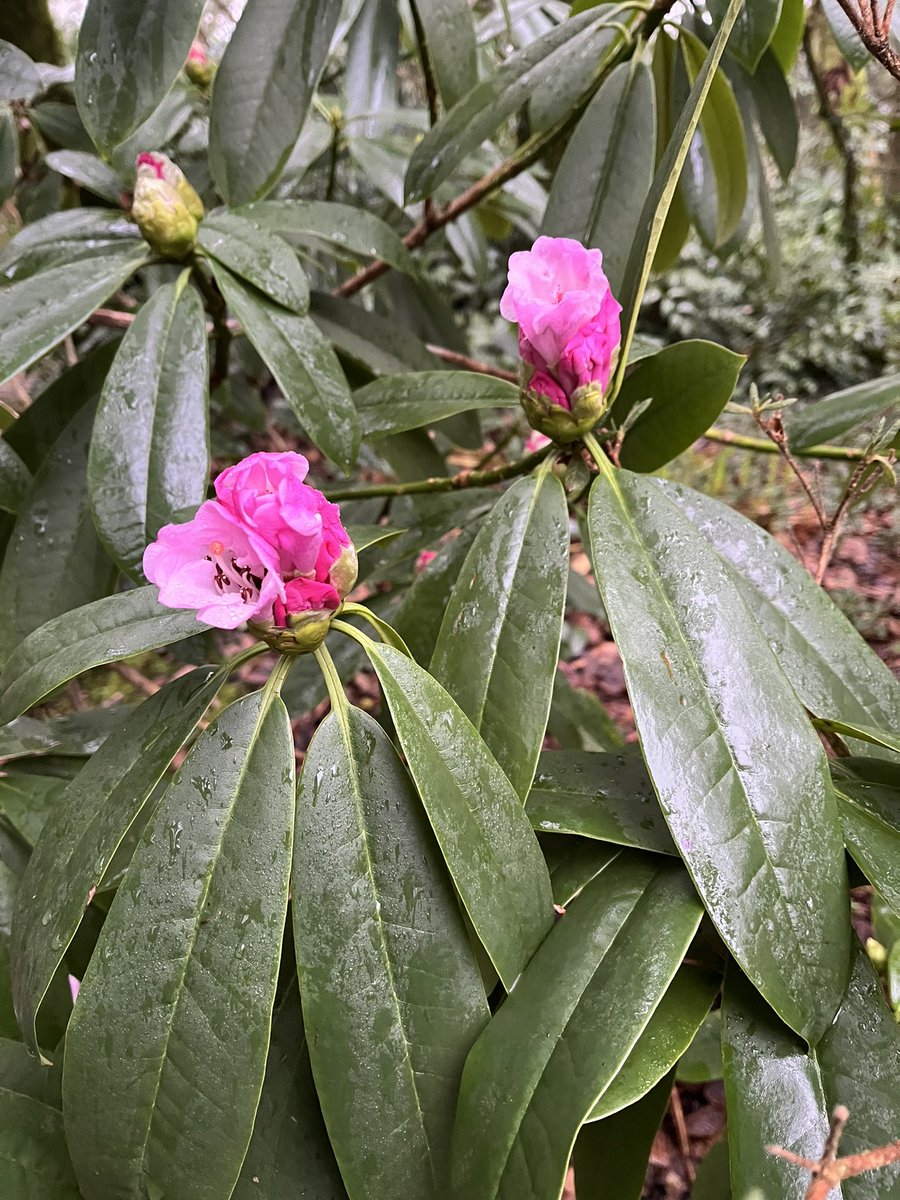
424, 344, 518, 381
702, 427, 868, 462
669, 1087, 696, 1185
323, 447, 549, 501
831, 0, 900, 79
752, 411, 829, 526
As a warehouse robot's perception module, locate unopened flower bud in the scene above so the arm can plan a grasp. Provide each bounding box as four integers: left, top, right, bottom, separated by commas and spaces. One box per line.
520, 368, 608, 444
185, 42, 215, 88
132, 152, 203, 258
249, 607, 336, 654
329, 542, 358, 599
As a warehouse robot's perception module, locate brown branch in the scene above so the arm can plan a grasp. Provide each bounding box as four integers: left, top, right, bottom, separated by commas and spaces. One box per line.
752, 411, 829, 526
831, 0, 900, 79
767, 1106, 900, 1197
424, 344, 517, 381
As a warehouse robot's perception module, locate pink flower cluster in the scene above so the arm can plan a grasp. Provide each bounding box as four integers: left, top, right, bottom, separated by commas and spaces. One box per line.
143, 453, 352, 630
500, 236, 621, 409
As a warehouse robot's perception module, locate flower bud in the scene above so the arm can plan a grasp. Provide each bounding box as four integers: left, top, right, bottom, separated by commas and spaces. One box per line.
520, 369, 608, 444
329, 542, 358, 599
249, 607, 336, 654
131, 152, 203, 259
185, 42, 215, 88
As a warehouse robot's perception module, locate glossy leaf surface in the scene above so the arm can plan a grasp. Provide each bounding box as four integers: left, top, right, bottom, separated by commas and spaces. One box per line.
0, 1089, 80, 1198
294, 706, 488, 1200
89, 276, 209, 577
833, 757, 900, 913
363, 642, 554, 989
0, 252, 146, 390
786, 373, 900, 450
450, 856, 702, 1200
355, 371, 518, 439
0, 210, 141, 283
208, 0, 340, 204
613, 340, 744, 472
63, 689, 295, 1200
211, 261, 359, 472
11, 667, 222, 1056
0, 440, 32, 514
198, 212, 309, 313
589, 468, 849, 1042
526, 749, 676, 856
0, 587, 205, 726
543, 60, 655, 296
0, 41, 41, 103
74, 0, 203, 152
411, 0, 477, 110
708, 0, 782, 71
574, 1073, 673, 1200
431, 472, 569, 799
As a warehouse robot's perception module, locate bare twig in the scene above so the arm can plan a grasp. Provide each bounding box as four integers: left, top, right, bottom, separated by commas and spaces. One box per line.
752, 410, 829, 526
424, 344, 517, 381
831, 0, 900, 80
768, 1105, 900, 1197
323, 447, 549, 502
668, 1087, 696, 1185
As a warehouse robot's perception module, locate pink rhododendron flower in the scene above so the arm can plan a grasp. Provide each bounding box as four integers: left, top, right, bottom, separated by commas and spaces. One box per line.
144, 452, 354, 633
500, 236, 621, 413
415, 549, 438, 573
524, 430, 552, 455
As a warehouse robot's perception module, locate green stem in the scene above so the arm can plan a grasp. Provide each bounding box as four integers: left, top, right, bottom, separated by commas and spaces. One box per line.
702, 428, 867, 462
331, 619, 377, 655
313, 642, 349, 717
338, 604, 411, 654
324, 447, 550, 502
260, 654, 293, 710
226, 640, 270, 671
583, 431, 615, 478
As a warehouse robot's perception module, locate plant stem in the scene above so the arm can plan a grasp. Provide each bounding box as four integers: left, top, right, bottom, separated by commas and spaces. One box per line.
323, 447, 550, 501
313, 642, 349, 717
701, 428, 867, 462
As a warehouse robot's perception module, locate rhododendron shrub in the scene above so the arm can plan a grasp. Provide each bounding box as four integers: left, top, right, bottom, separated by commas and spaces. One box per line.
0, 4, 897, 1200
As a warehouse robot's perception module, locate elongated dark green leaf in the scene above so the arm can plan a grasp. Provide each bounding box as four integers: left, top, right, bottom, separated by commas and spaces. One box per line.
0, 401, 117, 663
542, 60, 655, 297
0, 1089, 80, 1198
430, 473, 568, 799
411, 0, 477, 110
11, 667, 222, 1057
680, 31, 747, 246
724, 944, 900, 1200
587, 967, 719, 1120
74, 0, 203, 152
238, 199, 416, 275
0, 40, 41, 103
655, 480, 900, 744
210, 262, 358, 472
770, 0, 805, 73
546, 671, 625, 754
0, 441, 31, 514
573, 1072, 673, 1200
0, 586, 206, 725
677, 1011, 723, 1083
393, 524, 482, 666
588, 469, 849, 1043
0, 251, 147, 389
233, 987, 348, 1200
355, 372, 518, 439
27, 100, 94, 154
88, 276, 209, 577
787, 374, 900, 451
744, 50, 798, 179
615, 0, 745, 382
450, 856, 702, 1200
692, 1139, 730, 1200
44, 150, 123, 202
0, 775, 65, 847
0, 210, 141, 283
294, 706, 488, 1200
63, 688, 295, 1200
209, 0, 340, 204
527, 749, 676, 855
815, 717, 900, 757
0, 862, 17, 1038
405, 13, 617, 202
362, 642, 553, 989
548, 841, 622, 908
650, 32, 691, 275
198, 213, 309, 313
0, 706, 128, 763
0, 1037, 62, 1105
0, 106, 16, 205
310, 293, 438, 379
612, 340, 745, 472
833, 757, 900, 913
708, 0, 782, 71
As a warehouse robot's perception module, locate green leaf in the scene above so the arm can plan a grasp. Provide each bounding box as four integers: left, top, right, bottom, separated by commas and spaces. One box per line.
0, 107, 17, 205
723, 944, 900, 1200
237, 199, 417, 276
546, 671, 625, 754
0, 774, 65, 847
0, 586, 206, 726
411, 0, 478, 110
0, 706, 128, 763
310, 293, 439, 377
0, 251, 146, 389
708, 0, 782, 72
0, 441, 31, 514
692, 1139, 731, 1200
210, 262, 359, 472
615, 0, 745, 380
74, 0, 204, 153
198, 212, 309, 313
677, 1010, 723, 1083
0, 41, 40, 104
548, 841, 622, 908
612, 340, 745, 472
769, 0, 805, 73
0, 1037, 62, 1105
208, 0, 340, 205
44, 150, 123, 202
0, 210, 141, 284
88, 277, 209, 578
588, 469, 849, 1043
449, 855, 703, 1200
355, 371, 518, 439
656, 480, 900, 746
11, 666, 222, 1057
680, 31, 747, 246
430, 473, 569, 799
393, 524, 482, 666
0, 1089, 80, 1198
361, 641, 554, 990
587, 967, 719, 1120
786, 374, 900, 451
0, 862, 17, 1039
63, 688, 295, 1200
573, 1072, 673, 1200
27, 100, 94, 154
405, 12, 617, 202
650, 33, 691, 275
527, 749, 677, 856
0, 400, 117, 663
833, 757, 900, 912
542, 60, 656, 297
815, 717, 900, 757
345, 524, 405, 553
821, 0, 871, 71
293, 705, 488, 1200
232, 987, 348, 1200
744, 50, 798, 180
